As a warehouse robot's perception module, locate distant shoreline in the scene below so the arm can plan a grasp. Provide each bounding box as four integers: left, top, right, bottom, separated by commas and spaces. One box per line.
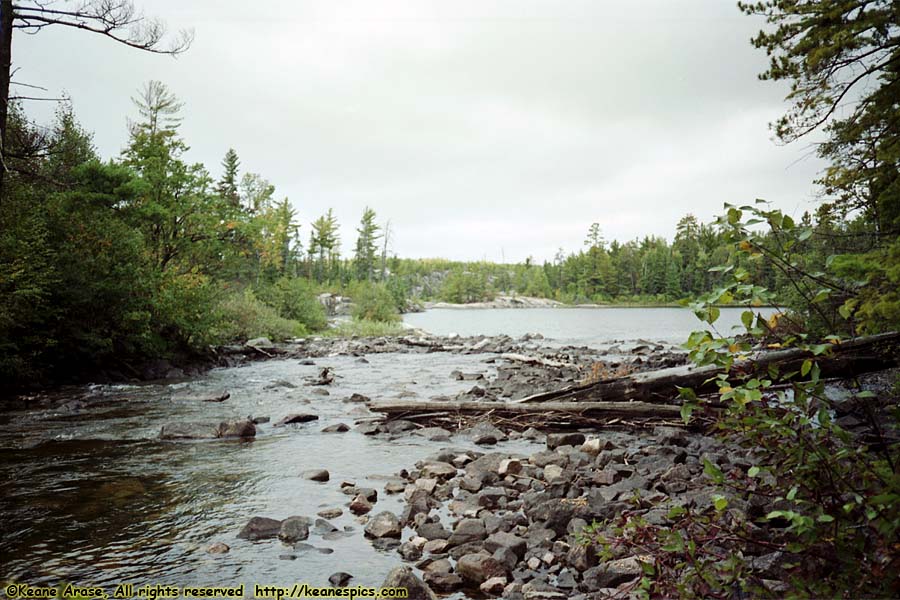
423, 296, 780, 310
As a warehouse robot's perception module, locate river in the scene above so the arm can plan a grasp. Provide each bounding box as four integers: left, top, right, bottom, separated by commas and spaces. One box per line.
404, 306, 776, 345
0, 307, 767, 593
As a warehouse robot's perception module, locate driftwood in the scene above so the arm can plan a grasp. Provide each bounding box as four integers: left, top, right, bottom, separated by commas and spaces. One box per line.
500, 353, 578, 369
515, 331, 900, 405
370, 399, 685, 430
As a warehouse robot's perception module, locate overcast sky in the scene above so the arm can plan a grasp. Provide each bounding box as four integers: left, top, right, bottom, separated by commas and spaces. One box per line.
17, 0, 826, 262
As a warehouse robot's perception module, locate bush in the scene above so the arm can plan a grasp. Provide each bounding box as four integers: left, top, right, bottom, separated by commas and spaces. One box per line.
212, 288, 306, 342
324, 318, 406, 337
256, 277, 327, 331
350, 282, 400, 323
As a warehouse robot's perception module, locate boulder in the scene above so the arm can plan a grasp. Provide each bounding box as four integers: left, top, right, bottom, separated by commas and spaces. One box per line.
206, 542, 229, 554
381, 567, 437, 600
160, 419, 256, 440
278, 516, 311, 543
483, 531, 527, 560
546, 433, 586, 450
457, 553, 507, 585
322, 423, 350, 433
349, 495, 373, 515
582, 556, 648, 589
329, 573, 352, 588
447, 518, 487, 547
274, 413, 319, 426
364, 511, 402, 539
237, 516, 282, 540
303, 469, 330, 482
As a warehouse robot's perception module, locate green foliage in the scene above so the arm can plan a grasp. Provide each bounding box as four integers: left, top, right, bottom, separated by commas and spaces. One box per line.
354, 207, 381, 281
631, 203, 900, 598
350, 282, 400, 323
441, 268, 495, 303
212, 288, 306, 343
323, 318, 406, 338
256, 277, 327, 332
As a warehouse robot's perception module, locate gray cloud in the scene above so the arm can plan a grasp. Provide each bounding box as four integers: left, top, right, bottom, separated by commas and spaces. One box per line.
16, 0, 826, 262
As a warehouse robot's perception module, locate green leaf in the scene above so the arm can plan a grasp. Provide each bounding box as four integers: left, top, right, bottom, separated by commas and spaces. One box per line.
680, 403, 694, 425
786, 486, 798, 501
817, 514, 834, 523
741, 310, 754, 330
748, 466, 760, 478
801, 359, 812, 377
703, 459, 724, 483
712, 495, 729, 511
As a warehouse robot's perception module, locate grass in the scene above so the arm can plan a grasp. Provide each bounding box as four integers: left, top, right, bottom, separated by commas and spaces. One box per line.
321, 318, 408, 338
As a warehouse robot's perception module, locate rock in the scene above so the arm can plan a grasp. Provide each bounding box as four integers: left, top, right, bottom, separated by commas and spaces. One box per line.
582, 556, 648, 589
399, 542, 423, 561
423, 539, 449, 554
546, 433, 585, 450
202, 391, 231, 403
349, 495, 373, 515
237, 516, 282, 540
423, 572, 463, 593
246, 337, 274, 350
217, 420, 257, 438
313, 518, 338, 534
457, 553, 507, 585
484, 531, 527, 560
278, 516, 311, 543
417, 522, 451, 541
463, 421, 508, 445
322, 423, 349, 433
414, 427, 452, 442
251, 416, 270, 424
274, 413, 319, 426
385, 419, 418, 434
303, 469, 330, 482
206, 542, 229, 554
385, 481, 406, 494
310, 388, 330, 396
566, 543, 598, 572
160, 422, 218, 440
580, 438, 612, 456
499, 459, 523, 476
447, 518, 487, 547
382, 567, 438, 600
543, 464, 564, 481
317, 508, 342, 519
480, 576, 507, 596
364, 511, 402, 539
329, 573, 352, 588
355, 422, 381, 435
346, 393, 371, 403
420, 462, 457, 480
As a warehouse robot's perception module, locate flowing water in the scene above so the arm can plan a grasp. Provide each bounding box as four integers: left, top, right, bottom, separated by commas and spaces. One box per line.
404, 306, 778, 345
0, 307, 768, 591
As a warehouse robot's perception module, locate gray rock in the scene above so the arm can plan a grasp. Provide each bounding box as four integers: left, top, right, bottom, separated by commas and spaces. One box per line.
581, 556, 646, 589
237, 516, 282, 540
206, 542, 229, 554
278, 516, 311, 543
322, 423, 349, 433
447, 518, 487, 547
484, 531, 527, 559
364, 511, 402, 539
457, 553, 508, 585
349, 495, 373, 515
381, 567, 438, 600
546, 433, 585, 450
329, 573, 352, 588
417, 521, 451, 541
274, 413, 319, 426
303, 469, 330, 482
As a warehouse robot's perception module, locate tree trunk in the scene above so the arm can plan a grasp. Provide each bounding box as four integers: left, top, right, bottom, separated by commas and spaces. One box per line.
514, 331, 900, 405
0, 0, 13, 201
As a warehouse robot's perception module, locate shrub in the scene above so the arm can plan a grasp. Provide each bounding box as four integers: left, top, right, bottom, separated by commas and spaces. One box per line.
350, 282, 400, 323
212, 288, 305, 342
256, 277, 327, 331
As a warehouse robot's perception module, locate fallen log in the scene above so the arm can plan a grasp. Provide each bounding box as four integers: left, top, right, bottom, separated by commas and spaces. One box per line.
514, 331, 900, 405
500, 353, 579, 369
371, 399, 682, 420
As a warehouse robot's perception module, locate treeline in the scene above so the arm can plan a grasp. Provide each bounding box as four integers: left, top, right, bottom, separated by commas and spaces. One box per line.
0, 82, 404, 387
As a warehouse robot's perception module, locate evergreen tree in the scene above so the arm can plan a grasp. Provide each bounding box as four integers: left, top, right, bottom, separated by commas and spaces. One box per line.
217, 148, 240, 206
354, 207, 381, 282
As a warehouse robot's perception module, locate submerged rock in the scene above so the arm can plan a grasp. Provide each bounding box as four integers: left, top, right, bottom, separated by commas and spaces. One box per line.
237, 516, 282, 540
382, 567, 437, 600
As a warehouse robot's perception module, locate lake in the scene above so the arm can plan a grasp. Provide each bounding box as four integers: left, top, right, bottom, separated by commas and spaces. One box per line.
404, 306, 777, 346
